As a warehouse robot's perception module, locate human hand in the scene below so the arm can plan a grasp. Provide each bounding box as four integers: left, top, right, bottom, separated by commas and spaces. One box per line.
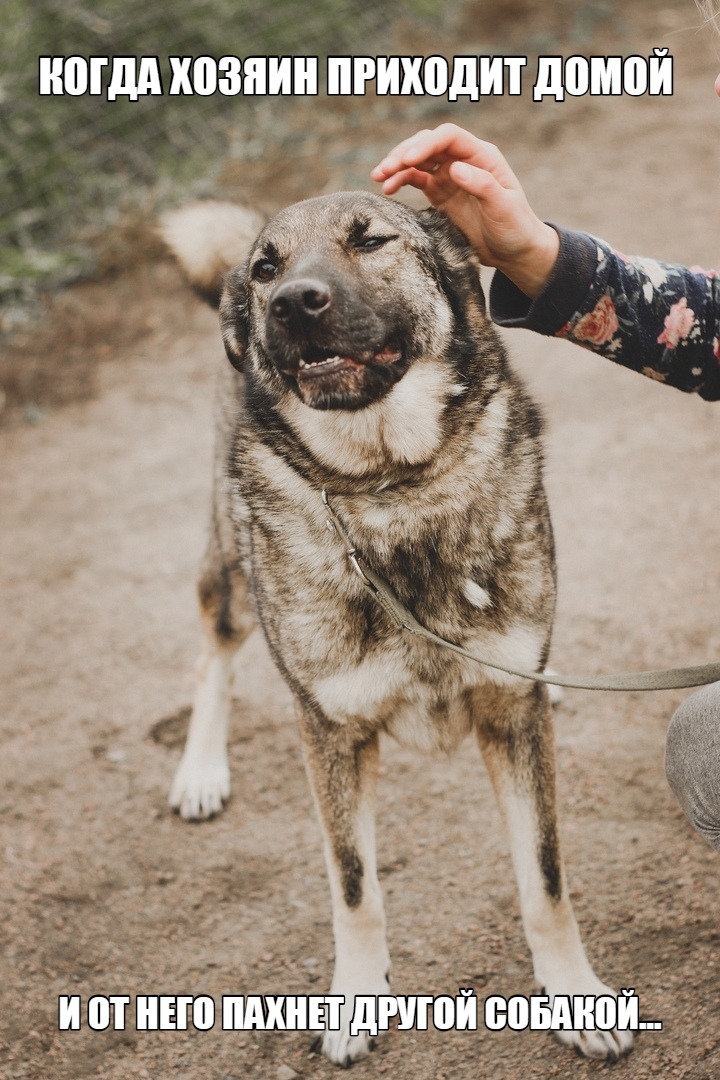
371, 124, 559, 299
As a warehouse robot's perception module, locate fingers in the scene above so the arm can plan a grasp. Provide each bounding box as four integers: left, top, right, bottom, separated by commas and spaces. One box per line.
380, 159, 504, 221
379, 166, 432, 196
381, 161, 488, 211
372, 123, 518, 191
447, 161, 504, 203
371, 128, 433, 181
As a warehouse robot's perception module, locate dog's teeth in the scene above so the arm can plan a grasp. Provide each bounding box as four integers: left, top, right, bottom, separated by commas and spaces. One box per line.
298, 354, 349, 372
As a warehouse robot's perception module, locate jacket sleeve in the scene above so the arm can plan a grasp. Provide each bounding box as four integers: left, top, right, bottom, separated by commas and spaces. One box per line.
489, 228, 720, 401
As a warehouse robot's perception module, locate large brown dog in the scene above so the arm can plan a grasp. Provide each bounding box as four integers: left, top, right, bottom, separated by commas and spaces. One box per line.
162, 193, 633, 1065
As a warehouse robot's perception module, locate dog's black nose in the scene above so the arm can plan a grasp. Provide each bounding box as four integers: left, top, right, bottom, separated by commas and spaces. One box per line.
269, 278, 331, 322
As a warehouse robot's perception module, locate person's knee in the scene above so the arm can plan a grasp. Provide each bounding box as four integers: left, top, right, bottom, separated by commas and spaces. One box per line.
664, 696, 696, 800
665, 683, 720, 852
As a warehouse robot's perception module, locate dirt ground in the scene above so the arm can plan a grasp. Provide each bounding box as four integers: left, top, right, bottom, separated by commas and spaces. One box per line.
2, 3, 720, 1078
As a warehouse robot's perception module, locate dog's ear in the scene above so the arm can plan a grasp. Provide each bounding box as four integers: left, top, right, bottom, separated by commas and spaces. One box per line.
417, 207, 482, 272
417, 207, 486, 314
219, 263, 249, 372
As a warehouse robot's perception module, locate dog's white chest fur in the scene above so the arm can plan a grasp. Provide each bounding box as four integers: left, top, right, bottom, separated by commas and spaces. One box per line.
311, 650, 472, 752
310, 618, 544, 753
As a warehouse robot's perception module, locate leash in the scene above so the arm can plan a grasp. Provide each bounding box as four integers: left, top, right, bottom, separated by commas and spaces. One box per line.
321, 490, 720, 692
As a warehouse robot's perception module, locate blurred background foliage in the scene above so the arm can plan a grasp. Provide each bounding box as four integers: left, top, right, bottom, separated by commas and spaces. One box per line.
1, 0, 445, 312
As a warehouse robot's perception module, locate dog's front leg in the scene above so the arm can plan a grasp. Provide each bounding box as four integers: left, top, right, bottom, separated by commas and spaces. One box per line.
170, 548, 254, 820
299, 714, 390, 1067
170, 621, 236, 820
476, 685, 634, 1062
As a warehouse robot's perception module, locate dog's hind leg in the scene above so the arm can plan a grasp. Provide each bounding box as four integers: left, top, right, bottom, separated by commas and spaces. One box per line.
299, 717, 390, 1066
476, 684, 634, 1061
170, 523, 254, 821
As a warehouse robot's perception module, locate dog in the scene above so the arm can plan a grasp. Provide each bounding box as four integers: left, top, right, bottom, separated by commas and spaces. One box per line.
161, 192, 633, 1065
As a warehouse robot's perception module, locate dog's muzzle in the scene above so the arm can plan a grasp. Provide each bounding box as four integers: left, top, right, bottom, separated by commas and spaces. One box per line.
263, 269, 407, 409
265, 274, 401, 379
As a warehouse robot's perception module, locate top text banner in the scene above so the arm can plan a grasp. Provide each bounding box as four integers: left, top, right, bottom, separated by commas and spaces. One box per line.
38, 52, 674, 102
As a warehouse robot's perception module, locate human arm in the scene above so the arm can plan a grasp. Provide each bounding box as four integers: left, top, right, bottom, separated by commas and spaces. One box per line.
371, 123, 559, 299
491, 229, 720, 400
373, 124, 720, 400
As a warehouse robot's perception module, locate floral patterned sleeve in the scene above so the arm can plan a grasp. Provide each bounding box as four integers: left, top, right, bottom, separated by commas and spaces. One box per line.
489, 227, 720, 401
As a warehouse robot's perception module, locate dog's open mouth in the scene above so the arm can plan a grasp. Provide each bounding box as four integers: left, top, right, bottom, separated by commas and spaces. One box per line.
290, 342, 402, 381
276, 339, 407, 410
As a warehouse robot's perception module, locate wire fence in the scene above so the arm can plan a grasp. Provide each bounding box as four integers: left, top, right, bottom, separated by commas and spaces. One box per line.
2, 0, 445, 309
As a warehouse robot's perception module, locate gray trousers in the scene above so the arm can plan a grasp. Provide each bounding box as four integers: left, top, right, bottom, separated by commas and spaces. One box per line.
665, 681, 720, 852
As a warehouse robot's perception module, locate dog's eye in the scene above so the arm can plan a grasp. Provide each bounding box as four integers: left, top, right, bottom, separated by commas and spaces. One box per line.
353, 235, 395, 251
252, 259, 278, 282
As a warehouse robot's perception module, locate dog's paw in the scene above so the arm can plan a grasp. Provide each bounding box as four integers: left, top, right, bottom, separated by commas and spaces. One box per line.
169, 753, 230, 820
544, 977, 634, 1062
320, 1025, 377, 1067
319, 972, 390, 1067
554, 1021, 634, 1062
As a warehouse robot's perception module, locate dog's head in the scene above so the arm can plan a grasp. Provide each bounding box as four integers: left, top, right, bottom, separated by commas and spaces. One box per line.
219, 192, 485, 411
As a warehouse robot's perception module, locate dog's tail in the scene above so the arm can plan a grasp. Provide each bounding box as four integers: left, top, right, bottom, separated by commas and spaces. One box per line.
159, 201, 264, 307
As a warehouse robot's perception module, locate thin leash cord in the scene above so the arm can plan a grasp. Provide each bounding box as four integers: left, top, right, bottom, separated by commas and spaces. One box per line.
321, 490, 720, 693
